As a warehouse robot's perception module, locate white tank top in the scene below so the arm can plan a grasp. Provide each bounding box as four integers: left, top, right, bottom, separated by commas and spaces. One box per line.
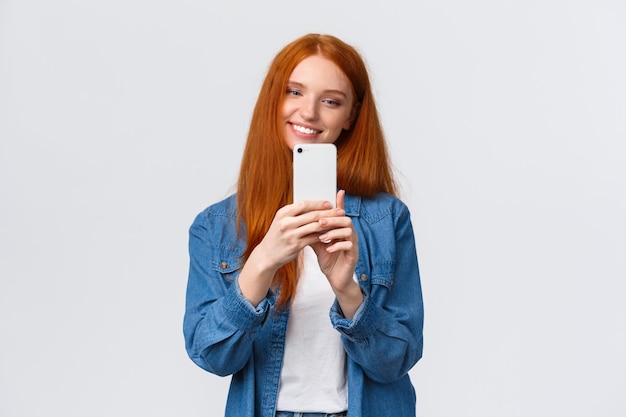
276, 246, 348, 413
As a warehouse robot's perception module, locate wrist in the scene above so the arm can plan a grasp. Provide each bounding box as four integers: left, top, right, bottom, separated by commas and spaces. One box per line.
238, 248, 280, 307
334, 281, 363, 319
248, 245, 281, 276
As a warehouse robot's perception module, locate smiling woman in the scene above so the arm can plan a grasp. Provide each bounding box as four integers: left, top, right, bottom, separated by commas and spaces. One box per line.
183, 33, 424, 417
282, 55, 355, 149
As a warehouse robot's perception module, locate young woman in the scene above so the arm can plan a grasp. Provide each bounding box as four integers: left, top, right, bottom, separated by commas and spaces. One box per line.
184, 33, 424, 417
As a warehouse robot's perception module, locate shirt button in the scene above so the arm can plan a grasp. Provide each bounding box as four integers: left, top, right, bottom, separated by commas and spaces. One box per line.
360, 274, 368, 281
220, 262, 228, 269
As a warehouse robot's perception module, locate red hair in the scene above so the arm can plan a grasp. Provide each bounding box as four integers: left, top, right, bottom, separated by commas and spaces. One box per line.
237, 34, 396, 308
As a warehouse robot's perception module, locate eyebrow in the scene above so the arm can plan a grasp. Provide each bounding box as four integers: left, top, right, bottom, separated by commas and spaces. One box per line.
287, 81, 348, 98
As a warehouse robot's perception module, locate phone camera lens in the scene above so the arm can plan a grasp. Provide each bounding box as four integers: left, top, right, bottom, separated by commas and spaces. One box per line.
297, 147, 303, 153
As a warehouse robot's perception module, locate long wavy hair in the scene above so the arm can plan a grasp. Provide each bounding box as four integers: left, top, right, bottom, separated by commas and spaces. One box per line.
237, 33, 397, 308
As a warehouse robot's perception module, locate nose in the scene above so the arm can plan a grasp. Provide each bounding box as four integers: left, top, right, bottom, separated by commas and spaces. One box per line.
299, 97, 319, 121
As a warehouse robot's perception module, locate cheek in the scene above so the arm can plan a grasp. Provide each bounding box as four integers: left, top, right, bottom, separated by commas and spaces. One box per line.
326, 120, 347, 142
281, 101, 293, 119
333, 111, 352, 131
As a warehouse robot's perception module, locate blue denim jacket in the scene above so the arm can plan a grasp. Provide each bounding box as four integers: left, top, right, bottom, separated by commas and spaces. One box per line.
184, 193, 424, 417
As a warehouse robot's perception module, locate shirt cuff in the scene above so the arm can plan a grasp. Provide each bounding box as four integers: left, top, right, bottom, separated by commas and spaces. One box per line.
330, 291, 381, 342
221, 278, 275, 332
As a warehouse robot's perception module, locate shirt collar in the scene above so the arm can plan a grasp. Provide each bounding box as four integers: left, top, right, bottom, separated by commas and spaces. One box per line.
343, 194, 361, 216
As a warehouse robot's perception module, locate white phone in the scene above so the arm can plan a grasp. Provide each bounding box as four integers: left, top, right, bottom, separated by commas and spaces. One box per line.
293, 143, 337, 208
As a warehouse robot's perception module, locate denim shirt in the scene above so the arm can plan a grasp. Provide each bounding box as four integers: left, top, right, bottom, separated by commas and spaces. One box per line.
184, 193, 424, 417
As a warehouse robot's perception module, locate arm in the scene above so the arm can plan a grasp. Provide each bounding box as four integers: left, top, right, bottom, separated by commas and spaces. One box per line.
183, 200, 346, 375
183, 210, 272, 376
310, 190, 363, 318
330, 203, 424, 383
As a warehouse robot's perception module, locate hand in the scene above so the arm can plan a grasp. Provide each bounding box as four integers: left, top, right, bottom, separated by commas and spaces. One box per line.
310, 190, 363, 317
256, 200, 338, 270
239, 199, 338, 306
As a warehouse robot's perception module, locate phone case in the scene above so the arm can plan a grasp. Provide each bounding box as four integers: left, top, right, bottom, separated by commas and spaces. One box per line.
293, 143, 337, 208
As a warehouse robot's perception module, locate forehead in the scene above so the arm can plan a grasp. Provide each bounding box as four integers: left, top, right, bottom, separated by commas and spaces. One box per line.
289, 55, 351, 91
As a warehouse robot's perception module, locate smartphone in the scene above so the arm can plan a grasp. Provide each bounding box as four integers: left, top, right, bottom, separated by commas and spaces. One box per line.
293, 143, 337, 208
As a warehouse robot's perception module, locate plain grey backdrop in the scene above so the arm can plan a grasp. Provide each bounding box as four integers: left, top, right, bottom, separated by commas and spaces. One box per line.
1, 0, 625, 416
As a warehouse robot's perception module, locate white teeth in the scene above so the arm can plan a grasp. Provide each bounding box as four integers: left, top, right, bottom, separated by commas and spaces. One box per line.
293, 124, 319, 135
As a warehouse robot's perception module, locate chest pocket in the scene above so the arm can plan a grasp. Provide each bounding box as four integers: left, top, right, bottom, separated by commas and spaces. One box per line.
354, 239, 396, 296
356, 259, 395, 310
212, 256, 243, 282
370, 260, 396, 289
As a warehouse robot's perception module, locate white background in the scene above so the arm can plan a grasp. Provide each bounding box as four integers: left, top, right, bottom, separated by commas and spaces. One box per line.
1, 1, 625, 416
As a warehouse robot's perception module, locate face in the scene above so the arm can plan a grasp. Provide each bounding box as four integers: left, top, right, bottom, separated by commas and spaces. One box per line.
281, 54, 355, 150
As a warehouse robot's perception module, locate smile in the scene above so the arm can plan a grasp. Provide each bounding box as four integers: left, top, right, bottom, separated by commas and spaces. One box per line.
291, 123, 321, 135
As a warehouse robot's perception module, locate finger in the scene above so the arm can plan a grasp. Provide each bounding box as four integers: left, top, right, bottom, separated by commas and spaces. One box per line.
336, 189, 346, 210
319, 225, 353, 244
318, 211, 349, 229
325, 238, 356, 253
293, 210, 346, 239
286, 200, 333, 216
293, 203, 343, 231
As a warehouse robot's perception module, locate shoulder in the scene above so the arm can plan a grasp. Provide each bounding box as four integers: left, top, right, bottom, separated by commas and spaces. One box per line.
344, 192, 410, 223
192, 194, 238, 226
189, 194, 242, 245
197, 194, 238, 219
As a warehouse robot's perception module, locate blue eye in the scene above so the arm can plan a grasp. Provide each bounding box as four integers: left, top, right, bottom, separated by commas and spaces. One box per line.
286, 89, 302, 96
